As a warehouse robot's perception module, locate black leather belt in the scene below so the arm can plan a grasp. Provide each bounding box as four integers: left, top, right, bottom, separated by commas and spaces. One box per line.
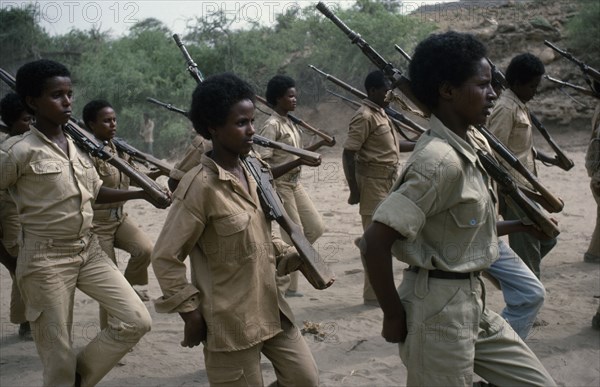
407, 266, 480, 280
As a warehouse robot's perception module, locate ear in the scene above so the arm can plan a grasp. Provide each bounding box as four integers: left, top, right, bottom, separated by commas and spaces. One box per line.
438, 81, 454, 102
25, 96, 37, 113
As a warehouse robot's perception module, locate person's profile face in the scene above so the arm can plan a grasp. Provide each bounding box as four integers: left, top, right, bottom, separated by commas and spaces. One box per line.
453, 58, 497, 127
211, 99, 256, 156
89, 107, 117, 141
512, 75, 542, 103
276, 87, 297, 112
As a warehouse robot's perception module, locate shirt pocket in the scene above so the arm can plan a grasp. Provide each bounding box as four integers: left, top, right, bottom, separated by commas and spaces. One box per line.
28, 159, 65, 197
442, 199, 489, 263
210, 212, 256, 263
372, 124, 392, 136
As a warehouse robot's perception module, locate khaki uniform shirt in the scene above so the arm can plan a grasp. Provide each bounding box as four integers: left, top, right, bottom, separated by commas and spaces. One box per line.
487, 88, 536, 190
373, 116, 498, 272
257, 113, 302, 181
169, 135, 212, 180
152, 153, 294, 352
91, 141, 130, 211
0, 127, 102, 240
344, 99, 400, 167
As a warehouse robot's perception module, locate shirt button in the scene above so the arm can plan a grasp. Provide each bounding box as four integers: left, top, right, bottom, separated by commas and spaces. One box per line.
470, 219, 477, 226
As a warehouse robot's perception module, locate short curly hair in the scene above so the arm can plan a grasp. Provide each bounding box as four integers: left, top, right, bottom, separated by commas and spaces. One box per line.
265, 75, 295, 106
82, 99, 113, 129
16, 59, 71, 113
364, 70, 387, 92
0, 93, 26, 129
409, 31, 487, 109
189, 73, 255, 140
505, 53, 545, 86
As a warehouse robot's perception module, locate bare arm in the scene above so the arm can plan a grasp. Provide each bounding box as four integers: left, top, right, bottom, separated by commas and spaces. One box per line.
342, 149, 360, 205
362, 221, 407, 342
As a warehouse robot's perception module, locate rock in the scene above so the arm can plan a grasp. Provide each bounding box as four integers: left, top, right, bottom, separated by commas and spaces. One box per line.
539, 47, 556, 65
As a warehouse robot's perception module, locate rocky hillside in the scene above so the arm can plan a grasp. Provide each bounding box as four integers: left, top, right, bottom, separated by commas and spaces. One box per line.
415, 0, 597, 126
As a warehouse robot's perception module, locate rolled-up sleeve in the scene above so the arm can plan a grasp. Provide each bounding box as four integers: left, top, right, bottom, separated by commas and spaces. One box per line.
372, 167, 439, 242
344, 112, 370, 152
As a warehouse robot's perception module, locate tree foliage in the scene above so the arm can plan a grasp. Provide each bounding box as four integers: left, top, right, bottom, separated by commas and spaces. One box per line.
0, 1, 435, 158
565, 0, 600, 68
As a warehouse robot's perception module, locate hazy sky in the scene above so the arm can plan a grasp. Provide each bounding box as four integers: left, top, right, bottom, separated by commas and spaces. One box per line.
1, 1, 454, 37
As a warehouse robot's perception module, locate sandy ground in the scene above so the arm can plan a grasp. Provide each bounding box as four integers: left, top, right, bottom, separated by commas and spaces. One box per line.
0, 126, 599, 386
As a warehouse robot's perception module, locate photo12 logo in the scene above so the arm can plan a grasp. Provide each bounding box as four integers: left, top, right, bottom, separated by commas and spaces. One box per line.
2, 1, 140, 27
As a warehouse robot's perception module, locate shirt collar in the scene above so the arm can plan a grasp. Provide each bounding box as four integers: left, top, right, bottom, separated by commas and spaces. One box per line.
361, 98, 385, 114
429, 115, 478, 164
31, 125, 77, 161
504, 88, 528, 112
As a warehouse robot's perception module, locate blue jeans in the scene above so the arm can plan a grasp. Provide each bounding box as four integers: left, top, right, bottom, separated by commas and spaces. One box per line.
487, 240, 545, 340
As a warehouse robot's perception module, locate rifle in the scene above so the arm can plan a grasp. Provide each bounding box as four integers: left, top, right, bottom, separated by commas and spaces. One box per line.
146, 94, 322, 164
242, 156, 335, 289
112, 137, 172, 177
544, 40, 600, 86
172, 34, 335, 146
309, 65, 425, 139
325, 88, 419, 142
147, 97, 190, 117
0, 68, 171, 209
544, 75, 600, 99
486, 57, 575, 172
316, 1, 428, 114
173, 35, 335, 289
394, 44, 412, 63
475, 125, 564, 213
477, 149, 559, 239
528, 114, 574, 171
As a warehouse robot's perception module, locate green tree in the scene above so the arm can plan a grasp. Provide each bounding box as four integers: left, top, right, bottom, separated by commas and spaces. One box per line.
566, 0, 600, 67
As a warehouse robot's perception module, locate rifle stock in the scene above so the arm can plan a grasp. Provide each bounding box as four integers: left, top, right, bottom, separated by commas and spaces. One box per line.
0, 68, 170, 209
253, 135, 321, 164
477, 150, 559, 239
241, 156, 335, 290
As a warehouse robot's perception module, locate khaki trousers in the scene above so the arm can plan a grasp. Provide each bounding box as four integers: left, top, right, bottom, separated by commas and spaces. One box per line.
357, 172, 396, 301
16, 234, 151, 387
398, 270, 556, 386
2, 225, 26, 324
587, 179, 600, 259
93, 211, 153, 329
275, 181, 324, 293
203, 316, 318, 386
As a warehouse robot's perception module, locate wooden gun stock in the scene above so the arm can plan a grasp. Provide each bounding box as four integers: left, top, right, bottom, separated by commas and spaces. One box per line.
477, 150, 560, 239
242, 156, 335, 289
253, 135, 321, 164
475, 125, 564, 213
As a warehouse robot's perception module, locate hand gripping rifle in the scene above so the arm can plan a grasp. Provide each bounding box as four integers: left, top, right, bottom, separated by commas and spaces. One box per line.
308, 65, 425, 141
172, 34, 335, 147
486, 58, 575, 172
172, 35, 335, 289
0, 68, 171, 209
